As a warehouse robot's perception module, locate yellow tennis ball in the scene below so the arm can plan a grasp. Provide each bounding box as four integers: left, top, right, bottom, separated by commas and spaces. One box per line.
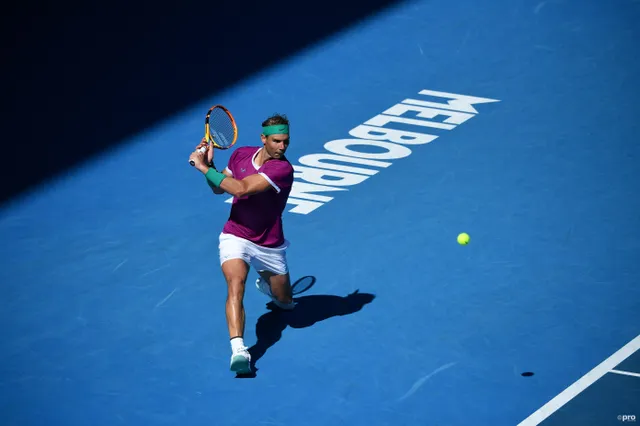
457, 233, 470, 245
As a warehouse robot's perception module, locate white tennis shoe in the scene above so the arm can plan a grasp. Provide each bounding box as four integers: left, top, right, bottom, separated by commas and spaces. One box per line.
255, 277, 296, 310
230, 346, 251, 374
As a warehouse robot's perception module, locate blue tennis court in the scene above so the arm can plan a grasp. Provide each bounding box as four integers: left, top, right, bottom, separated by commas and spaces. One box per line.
2, 0, 639, 425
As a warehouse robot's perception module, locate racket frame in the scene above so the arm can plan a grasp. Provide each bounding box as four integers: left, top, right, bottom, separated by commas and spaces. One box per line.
204, 104, 238, 150
190, 104, 238, 166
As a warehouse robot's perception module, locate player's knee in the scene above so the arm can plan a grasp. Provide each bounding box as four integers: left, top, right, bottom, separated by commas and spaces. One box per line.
226, 277, 245, 300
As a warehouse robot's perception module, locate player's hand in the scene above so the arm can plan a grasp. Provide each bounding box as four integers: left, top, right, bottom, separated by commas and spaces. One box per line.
189, 149, 208, 172
195, 138, 207, 151
206, 140, 214, 165
195, 137, 214, 166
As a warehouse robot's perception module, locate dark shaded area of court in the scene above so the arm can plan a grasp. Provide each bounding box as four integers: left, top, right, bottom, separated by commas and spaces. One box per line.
0, 0, 405, 206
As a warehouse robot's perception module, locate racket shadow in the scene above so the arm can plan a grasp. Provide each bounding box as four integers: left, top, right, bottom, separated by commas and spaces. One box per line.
236, 288, 376, 378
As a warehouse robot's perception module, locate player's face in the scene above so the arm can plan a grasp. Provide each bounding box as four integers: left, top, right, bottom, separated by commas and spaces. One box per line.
262, 134, 290, 159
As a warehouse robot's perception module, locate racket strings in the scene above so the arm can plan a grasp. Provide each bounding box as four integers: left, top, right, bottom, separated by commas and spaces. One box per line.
208, 108, 236, 148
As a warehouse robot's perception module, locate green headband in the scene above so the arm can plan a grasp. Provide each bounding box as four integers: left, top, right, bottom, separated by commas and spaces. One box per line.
262, 124, 289, 136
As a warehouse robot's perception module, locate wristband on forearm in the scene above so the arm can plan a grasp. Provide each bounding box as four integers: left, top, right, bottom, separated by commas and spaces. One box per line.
205, 168, 227, 187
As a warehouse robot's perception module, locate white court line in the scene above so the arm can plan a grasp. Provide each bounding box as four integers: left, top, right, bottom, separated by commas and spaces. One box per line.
610, 369, 640, 379
518, 334, 640, 426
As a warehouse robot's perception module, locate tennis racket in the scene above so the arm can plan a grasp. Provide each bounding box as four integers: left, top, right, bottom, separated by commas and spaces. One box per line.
189, 104, 238, 166
291, 276, 316, 295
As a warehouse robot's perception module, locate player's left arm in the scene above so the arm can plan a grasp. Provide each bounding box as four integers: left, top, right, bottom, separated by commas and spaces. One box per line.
191, 146, 292, 197
207, 167, 233, 195
200, 163, 291, 198
216, 173, 273, 198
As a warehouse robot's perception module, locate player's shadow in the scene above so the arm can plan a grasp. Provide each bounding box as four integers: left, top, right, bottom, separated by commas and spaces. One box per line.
236, 286, 376, 378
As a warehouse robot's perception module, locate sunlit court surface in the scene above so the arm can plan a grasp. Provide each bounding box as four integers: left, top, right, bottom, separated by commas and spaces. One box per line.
1, 0, 639, 425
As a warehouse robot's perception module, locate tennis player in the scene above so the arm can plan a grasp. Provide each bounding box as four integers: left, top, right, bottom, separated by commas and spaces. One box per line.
189, 114, 296, 375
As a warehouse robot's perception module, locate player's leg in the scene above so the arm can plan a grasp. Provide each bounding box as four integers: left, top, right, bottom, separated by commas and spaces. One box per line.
257, 270, 294, 306
218, 233, 252, 373
221, 258, 249, 341
251, 242, 296, 310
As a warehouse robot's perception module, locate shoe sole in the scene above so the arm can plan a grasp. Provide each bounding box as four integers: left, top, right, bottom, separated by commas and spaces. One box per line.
271, 299, 296, 310
230, 355, 251, 374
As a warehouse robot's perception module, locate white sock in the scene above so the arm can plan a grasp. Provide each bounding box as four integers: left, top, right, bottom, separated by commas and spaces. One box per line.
230, 337, 245, 353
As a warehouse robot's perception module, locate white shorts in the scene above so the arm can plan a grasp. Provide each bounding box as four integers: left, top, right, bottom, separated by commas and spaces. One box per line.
218, 233, 289, 275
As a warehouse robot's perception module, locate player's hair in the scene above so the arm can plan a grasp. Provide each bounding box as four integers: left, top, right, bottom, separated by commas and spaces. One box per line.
262, 113, 289, 127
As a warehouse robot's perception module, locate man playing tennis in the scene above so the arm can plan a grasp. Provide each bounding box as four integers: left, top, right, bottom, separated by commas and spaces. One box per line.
189, 113, 295, 375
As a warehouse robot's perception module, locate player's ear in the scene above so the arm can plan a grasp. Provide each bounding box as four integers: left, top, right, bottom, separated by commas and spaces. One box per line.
260, 134, 267, 144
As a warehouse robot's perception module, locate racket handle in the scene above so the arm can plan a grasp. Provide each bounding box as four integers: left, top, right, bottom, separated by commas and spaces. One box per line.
189, 146, 207, 166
